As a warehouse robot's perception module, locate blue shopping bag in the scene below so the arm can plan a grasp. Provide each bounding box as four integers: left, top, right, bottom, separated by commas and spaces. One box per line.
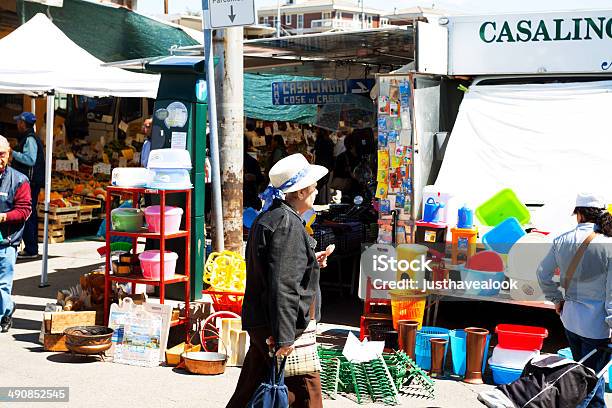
247, 356, 289, 408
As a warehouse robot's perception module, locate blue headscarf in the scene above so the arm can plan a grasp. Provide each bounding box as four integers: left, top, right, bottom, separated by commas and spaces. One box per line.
259, 168, 308, 211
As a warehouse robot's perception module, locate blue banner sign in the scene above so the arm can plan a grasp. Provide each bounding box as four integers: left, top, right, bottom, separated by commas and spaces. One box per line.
272, 79, 375, 105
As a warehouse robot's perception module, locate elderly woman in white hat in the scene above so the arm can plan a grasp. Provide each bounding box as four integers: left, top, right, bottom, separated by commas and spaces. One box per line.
227, 153, 331, 408
538, 192, 612, 408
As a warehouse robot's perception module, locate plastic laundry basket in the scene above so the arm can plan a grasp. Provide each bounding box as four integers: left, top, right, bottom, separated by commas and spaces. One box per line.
389, 290, 427, 330
415, 326, 450, 370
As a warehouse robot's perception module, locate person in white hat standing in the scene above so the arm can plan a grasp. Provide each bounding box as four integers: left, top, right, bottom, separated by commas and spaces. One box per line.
227, 153, 333, 408
538, 192, 612, 408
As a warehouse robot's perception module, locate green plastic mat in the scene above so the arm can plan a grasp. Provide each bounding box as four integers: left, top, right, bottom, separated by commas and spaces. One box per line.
318, 347, 435, 405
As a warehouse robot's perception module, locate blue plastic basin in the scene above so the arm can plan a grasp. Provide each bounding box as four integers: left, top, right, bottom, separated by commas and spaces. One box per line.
490, 364, 522, 385
482, 217, 526, 255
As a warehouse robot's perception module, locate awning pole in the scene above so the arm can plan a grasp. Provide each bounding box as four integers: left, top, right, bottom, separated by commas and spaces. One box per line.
202, 1, 224, 251
40, 92, 54, 288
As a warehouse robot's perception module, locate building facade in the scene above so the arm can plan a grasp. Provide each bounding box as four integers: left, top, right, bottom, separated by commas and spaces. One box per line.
257, 0, 387, 35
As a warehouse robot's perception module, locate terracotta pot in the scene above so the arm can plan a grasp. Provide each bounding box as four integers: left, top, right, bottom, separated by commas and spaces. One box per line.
429, 337, 448, 377
398, 320, 419, 360
464, 327, 489, 384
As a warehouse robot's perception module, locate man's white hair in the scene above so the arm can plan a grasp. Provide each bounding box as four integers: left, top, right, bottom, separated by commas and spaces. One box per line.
0, 135, 10, 150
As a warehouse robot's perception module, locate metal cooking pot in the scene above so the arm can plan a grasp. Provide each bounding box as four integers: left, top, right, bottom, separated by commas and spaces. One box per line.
182, 351, 228, 375
64, 326, 114, 355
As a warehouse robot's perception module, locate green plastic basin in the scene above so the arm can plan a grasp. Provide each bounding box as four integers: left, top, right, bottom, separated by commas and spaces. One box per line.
475, 188, 530, 226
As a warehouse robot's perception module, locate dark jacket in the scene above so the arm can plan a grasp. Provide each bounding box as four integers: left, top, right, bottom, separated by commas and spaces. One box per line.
13, 129, 45, 186
241, 199, 321, 346
0, 167, 32, 247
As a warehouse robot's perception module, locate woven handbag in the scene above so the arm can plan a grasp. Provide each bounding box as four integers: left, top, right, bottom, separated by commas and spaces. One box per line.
281, 319, 321, 377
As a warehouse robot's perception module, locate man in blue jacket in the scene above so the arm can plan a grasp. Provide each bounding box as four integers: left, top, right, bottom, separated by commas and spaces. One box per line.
12, 112, 45, 259
538, 192, 612, 408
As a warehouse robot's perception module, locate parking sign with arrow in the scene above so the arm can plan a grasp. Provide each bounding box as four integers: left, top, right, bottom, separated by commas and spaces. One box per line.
205, 0, 255, 29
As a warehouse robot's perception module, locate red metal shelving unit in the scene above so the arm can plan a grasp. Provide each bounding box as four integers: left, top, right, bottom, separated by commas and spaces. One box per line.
103, 186, 192, 339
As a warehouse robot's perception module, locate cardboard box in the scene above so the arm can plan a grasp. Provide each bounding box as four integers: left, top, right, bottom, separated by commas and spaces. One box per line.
165, 343, 201, 366
43, 333, 68, 352
43, 311, 97, 334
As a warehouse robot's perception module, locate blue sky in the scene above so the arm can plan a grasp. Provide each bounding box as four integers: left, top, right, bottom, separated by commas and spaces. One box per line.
139, 0, 612, 15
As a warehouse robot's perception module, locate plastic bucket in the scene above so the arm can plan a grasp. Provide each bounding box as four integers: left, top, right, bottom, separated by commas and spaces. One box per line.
395, 244, 429, 283
449, 329, 491, 376
389, 290, 426, 330
139, 250, 178, 280
144, 205, 183, 233
415, 326, 450, 370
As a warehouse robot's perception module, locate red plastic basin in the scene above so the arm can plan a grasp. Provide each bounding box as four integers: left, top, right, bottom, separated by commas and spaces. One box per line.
495, 324, 548, 351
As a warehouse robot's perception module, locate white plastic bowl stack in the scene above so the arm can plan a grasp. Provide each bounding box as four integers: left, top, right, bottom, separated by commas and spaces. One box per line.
146, 149, 192, 189
506, 232, 553, 301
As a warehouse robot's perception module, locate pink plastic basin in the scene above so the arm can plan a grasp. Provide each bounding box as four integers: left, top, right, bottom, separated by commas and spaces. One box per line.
495, 324, 548, 351
139, 250, 178, 280
143, 205, 183, 233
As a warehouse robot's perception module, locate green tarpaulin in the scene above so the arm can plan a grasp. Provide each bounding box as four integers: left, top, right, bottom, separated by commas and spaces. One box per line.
17, 0, 199, 62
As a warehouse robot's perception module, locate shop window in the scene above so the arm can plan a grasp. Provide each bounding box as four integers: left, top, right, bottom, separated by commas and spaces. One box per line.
54, 93, 68, 112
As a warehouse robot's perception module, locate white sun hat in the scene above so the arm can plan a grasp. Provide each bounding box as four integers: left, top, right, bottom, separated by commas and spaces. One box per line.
260, 153, 328, 210
575, 192, 606, 209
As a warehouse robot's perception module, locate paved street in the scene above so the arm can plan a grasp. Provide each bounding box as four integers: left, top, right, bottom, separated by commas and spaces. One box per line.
0, 240, 609, 407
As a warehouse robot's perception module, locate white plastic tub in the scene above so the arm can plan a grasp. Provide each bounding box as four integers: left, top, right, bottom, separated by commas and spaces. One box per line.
489, 346, 539, 370
146, 149, 192, 169
139, 250, 178, 280
147, 169, 192, 190
112, 167, 153, 188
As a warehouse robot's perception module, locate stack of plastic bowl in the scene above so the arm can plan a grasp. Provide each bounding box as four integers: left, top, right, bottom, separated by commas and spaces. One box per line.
146, 148, 192, 190
459, 251, 505, 296
489, 324, 548, 385
111, 167, 153, 188
506, 232, 552, 300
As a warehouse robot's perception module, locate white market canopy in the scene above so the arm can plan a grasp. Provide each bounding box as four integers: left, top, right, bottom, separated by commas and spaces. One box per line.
0, 13, 159, 97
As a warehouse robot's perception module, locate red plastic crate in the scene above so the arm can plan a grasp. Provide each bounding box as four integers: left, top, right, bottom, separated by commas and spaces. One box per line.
495, 324, 548, 351
204, 289, 244, 315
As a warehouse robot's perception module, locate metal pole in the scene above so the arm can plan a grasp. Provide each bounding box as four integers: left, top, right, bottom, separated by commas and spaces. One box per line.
220, 26, 244, 253
202, 1, 225, 251
40, 92, 54, 288
276, 0, 281, 37
361, 0, 365, 29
